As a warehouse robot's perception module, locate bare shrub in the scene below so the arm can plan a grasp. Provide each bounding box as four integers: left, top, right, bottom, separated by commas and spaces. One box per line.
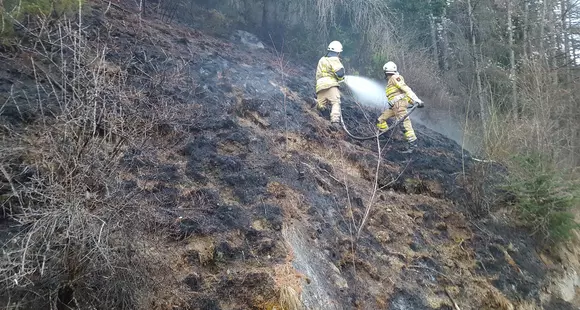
0, 12, 169, 309
460, 161, 506, 217
455, 55, 580, 245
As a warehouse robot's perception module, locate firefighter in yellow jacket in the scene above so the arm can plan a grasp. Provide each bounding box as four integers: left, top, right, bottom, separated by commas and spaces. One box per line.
315, 41, 345, 129
376, 61, 424, 153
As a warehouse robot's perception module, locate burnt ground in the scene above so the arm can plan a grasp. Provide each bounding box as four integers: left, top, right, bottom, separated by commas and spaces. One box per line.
0, 1, 575, 310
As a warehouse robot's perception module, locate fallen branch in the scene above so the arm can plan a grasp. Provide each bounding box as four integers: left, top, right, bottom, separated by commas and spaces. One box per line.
356, 134, 383, 238
301, 162, 343, 185
444, 287, 461, 310
101, 0, 133, 15
470, 157, 495, 163
0, 163, 20, 199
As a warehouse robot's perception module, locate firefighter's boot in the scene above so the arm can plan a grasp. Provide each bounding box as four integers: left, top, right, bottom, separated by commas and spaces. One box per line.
401, 140, 418, 154
331, 121, 341, 131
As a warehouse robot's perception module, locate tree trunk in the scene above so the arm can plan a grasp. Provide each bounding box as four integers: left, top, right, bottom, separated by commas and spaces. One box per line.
548, 0, 558, 85
428, 0, 440, 66
562, 0, 571, 82
568, 7, 576, 65
523, 0, 529, 60
139, 0, 144, 19
0, 0, 4, 36
467, 0, 487, 136
507, 0, 518, 118
442, 6, 450, 71
553, 5, 559, 61
540, 0, 547, 58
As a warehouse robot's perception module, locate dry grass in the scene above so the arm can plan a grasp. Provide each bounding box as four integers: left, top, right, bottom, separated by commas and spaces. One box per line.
271, 258, 305, 310
460, 57, 579, 170
278, 286, 303, 310
484, 287, 515, 310
515, 301, 541, 310
267, 181, 308, 221
0, 7, 191, 309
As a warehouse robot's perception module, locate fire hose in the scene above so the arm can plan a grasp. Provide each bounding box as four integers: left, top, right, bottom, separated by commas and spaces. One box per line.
340, 104, 419, 141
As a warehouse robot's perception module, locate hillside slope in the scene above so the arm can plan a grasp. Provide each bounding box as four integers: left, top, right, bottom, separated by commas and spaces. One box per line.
0, 2, 577, 310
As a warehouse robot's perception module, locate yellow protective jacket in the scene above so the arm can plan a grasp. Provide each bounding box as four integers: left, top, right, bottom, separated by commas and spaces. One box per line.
315, 56, 344, 93
385, 74, 420, 104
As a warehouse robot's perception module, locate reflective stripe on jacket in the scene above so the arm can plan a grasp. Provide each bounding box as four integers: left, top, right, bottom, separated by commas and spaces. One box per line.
386, 74, 420, 103
315, 56, 344, 93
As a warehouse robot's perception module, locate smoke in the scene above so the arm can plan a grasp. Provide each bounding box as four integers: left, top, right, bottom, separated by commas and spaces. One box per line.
343, 75, 388, 110
413, 110, 480, 153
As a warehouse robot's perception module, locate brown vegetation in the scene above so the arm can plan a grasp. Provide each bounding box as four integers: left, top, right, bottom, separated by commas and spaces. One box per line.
0, 4, 195, 308
1, 0, 579, 309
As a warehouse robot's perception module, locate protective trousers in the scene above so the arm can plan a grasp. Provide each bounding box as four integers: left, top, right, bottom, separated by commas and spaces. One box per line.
377, 100, 417, 142
316, 86, 341, 123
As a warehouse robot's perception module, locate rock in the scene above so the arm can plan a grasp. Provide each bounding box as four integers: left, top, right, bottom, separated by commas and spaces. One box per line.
231, 30, 265, 49
332, 274, 349, 289
252, 219, 267, 231
328, 262, 341, 273
389, 289, 428, 310
556, 270, 580, 302
546, 296, 577, 310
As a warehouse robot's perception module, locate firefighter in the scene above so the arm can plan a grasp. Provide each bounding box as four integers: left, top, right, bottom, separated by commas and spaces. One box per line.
315, 41, 346, 129
376, 61, 424, 153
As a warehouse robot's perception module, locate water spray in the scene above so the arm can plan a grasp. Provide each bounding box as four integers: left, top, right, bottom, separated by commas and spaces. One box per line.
342, 75, 388, 110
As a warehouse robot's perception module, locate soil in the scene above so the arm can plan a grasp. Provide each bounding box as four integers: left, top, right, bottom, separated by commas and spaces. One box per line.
0, 1, 575, 309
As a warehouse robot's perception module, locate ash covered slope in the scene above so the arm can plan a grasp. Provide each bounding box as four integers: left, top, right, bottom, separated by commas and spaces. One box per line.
0, 2, 574, 310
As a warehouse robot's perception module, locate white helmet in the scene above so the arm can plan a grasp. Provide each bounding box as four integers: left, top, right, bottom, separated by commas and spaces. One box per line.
327, 41, 343, 53
383, 61, 398, 74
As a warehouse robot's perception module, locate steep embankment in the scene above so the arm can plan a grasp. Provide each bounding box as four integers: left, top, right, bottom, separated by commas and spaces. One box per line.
0, 2, 577, 310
